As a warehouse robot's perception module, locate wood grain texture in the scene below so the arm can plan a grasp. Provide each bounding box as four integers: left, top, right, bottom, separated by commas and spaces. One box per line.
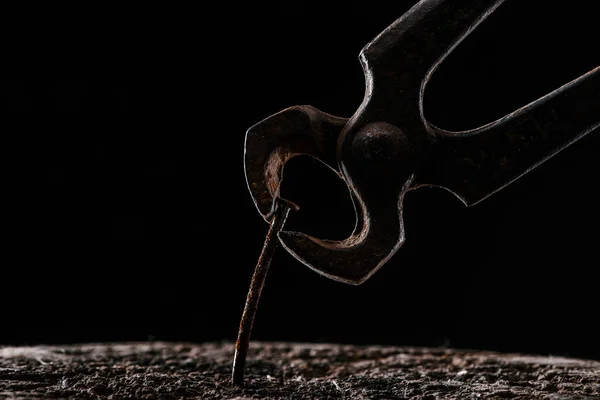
1, 342, 599, 399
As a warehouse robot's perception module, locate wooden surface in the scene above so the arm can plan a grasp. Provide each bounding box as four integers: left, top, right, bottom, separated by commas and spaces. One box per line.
1, 341, 599, 399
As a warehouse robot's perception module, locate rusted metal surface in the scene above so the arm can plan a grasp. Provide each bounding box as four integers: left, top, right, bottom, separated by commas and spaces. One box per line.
243, 0, 599, 285
233, 200, 294, 386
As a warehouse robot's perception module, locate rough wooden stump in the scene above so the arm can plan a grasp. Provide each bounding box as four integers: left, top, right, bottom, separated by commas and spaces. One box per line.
1, 342, 598, 399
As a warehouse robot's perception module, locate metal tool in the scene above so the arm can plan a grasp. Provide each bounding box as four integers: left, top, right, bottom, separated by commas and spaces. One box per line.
244, 0, 599, 284
234, 0, 599, 385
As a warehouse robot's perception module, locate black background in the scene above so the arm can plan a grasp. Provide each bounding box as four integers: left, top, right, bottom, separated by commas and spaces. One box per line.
3, 1, 599, 361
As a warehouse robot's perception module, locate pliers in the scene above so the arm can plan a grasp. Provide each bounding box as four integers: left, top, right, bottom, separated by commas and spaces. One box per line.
244, 0, 599, 285
234, 0, 599, 385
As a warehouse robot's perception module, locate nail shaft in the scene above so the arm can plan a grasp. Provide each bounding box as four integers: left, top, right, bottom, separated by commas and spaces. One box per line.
232, 201, 291, 386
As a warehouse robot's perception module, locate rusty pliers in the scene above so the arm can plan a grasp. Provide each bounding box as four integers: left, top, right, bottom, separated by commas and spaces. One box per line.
243, 0, 599, 285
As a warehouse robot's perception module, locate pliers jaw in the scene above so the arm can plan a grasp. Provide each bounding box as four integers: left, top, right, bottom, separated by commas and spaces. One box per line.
245, 105, 419, 285
244, 105, 346, 222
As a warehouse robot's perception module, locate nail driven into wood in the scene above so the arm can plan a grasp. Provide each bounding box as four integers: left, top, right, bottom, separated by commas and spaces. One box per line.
232, 200, 293, 386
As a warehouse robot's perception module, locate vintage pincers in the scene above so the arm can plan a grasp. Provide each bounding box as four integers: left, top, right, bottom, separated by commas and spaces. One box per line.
243, 0, 599, 285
